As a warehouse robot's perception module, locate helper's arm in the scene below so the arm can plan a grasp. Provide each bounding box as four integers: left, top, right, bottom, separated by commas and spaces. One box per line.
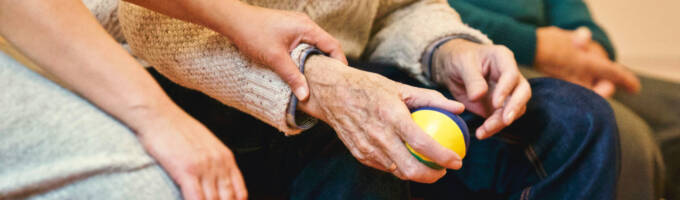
0, 1, 248, 199
119, 2, 320, 134
0, 0, 178, 131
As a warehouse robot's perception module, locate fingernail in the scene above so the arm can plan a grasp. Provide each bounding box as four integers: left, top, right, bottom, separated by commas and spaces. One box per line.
294, 87, 308, 101
505, 111, 516, 125
452, 160, 463, 169
476, 129, 485, 139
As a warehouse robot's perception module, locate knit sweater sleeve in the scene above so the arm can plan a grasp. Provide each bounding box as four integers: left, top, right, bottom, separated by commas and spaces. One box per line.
364, 0, 492, 85
118, 2, 312, 135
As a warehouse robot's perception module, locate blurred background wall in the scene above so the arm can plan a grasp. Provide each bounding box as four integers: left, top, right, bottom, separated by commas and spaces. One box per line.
2, 1, 679, 82
585, 0, 680, 83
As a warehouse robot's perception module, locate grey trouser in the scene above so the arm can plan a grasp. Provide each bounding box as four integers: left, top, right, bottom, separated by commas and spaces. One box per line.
0, 52, 181, 199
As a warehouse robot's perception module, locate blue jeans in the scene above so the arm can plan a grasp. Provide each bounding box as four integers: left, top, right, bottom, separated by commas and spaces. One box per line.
148, 60, 620, 199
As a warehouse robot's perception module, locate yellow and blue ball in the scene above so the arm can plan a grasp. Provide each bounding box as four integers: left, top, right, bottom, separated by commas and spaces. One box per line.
406, 107, 470, 169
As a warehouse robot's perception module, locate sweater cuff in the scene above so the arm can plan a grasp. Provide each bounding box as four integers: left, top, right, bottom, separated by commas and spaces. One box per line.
286, 44, 321, 131
421, 34, 485, 84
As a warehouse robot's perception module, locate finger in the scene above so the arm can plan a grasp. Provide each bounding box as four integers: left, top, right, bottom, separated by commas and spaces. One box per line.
401, 86, 465, 114
267, 49, 310, 101
592, 79, 616, 98
362, 125, 409, 174
179, 176, 204, 200
391, 104, 462, 170
501, 78, 531, 125
360, 152, 395, 173
217, 177, 233, 200
354, 137, 393, 172
201, 174, 219, 200
303, 26, 348, 65
230, 168, 248, 200
516, 105, 527, 119
459, 59, 489, 101
475, 108, 506, 140
489, 48, 521, 108
572, 27, 592, 49
383, 129, 447, 183
588, 58, 641, 93
333, 122, 392, 172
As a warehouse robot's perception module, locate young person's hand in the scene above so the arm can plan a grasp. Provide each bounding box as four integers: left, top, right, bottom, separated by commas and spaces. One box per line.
298, 56, 465, 183
124, 0, 347, 101
432, 39, 531, 139
1, 1, 249, 199
534, 26, 640, 97
134, 107, 247, 200
221, 5, 347, 101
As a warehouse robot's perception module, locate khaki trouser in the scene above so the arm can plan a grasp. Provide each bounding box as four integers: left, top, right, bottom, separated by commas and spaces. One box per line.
520, 67, 665, 200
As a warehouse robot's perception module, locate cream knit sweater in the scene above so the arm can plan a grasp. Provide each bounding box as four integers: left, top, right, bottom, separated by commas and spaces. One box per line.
114, 0, 492, 135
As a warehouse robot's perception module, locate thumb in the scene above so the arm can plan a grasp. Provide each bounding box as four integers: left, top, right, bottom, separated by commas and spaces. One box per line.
572, 26, 592, 49
460, 60, 489, 101
267, 48, 310, 101
592, 79, 616, 98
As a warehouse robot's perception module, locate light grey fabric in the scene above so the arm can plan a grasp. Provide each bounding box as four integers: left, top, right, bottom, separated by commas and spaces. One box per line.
0, 52, 181, 199
519, 67, 665, 200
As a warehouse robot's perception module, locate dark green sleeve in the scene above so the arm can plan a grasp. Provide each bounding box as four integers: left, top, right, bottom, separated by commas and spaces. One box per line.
545, 0, 617, 60
448, 0, 539, 66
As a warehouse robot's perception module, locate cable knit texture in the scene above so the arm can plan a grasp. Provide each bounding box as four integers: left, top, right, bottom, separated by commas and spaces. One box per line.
117, 0, 491, 135
82, 0, 124, 43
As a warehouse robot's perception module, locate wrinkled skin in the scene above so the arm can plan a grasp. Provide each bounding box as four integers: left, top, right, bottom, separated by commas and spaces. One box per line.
299, 56, 466, 183
432, 39, 531, 139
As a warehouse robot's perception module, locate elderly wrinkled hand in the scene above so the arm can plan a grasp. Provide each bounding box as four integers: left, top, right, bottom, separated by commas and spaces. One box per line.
135, 108, 247, 200
298, 56, 465, 183
431, 39, 531, 140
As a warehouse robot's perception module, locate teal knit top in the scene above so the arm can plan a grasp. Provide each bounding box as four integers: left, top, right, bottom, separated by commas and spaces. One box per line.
448, 0, 616, 66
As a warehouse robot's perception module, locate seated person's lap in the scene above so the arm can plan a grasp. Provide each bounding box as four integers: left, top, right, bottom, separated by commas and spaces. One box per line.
0, 52, 181, 199
148, 60, 619, 199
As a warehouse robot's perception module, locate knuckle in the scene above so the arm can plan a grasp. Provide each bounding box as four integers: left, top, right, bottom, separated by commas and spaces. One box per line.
408, 140, 426, 151
207, 151, 225, 164
402, 166, 420, 180
221, 150, 235, 161
377, 106, 394, 121
184, 155, 207, 175
426, 89, 445, 99
357, 144, 372, 155
351, 149, 368, 163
